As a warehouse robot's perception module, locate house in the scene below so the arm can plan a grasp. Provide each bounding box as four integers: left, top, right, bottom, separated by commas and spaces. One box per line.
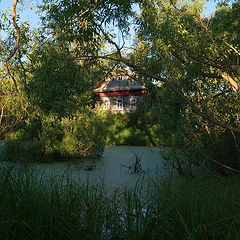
94, 72, 147, 112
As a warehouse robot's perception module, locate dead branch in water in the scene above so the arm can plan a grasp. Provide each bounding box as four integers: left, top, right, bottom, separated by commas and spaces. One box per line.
121, 147, 145, 173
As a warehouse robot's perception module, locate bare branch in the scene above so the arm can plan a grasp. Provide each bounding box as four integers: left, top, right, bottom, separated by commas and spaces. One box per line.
94, 62, 119, 88
17, 48, 30, 96
0, 104, 4, 127
98, 25, 122, 58
221, 72, 240, 93
3, 0, 21, 92
202, 153, 240, 174
222, 40, 240, 56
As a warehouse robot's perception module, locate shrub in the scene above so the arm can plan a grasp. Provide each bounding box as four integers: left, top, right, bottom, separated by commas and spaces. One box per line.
2, 109, 107, 162
95, 109, 163, 146
39, 114, 63, 158
60, 110, 106, 157
39, 110, 106, 159
5, 128, 26, 140
0, 141, 44, 162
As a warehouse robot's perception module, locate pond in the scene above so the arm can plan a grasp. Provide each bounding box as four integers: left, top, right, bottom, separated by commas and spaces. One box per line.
0, 144, 173, 190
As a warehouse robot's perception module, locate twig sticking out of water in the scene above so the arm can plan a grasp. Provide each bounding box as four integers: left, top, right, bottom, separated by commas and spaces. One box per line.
121, 147, 144, 173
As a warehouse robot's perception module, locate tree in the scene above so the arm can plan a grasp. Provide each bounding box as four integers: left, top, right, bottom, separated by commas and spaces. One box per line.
39, 0, 240, 171
0, 0, 31, 138
1, 0, 240, 169
129, 0, 240, 172
28, 42, 93, 116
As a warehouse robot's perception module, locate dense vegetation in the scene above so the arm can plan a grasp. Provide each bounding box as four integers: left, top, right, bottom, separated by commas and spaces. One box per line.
0, 1, 239, 238
1, 0, 239, 170
0, 167, 239, 240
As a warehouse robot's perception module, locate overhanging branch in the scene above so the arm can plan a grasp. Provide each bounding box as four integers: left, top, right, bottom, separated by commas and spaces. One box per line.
122, 59, 240, 133
80, 54, 240, 133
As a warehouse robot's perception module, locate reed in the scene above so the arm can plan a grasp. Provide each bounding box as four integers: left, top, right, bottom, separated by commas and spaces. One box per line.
0, 167, 239, 239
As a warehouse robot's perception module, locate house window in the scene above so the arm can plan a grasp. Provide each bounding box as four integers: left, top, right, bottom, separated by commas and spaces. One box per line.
130, 98, 137, 104
103, 99, 110, 110
130, 97, 137, 110
116, 98, 123, 110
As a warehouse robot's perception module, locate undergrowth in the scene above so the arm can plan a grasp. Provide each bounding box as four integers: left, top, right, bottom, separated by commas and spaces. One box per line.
0, 167, 239, 240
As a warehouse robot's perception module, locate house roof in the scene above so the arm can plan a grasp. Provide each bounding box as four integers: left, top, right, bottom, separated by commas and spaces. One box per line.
95, 76, 146, 93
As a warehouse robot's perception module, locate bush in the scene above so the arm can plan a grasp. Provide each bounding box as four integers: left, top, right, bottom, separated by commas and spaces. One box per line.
5, 128, 26, 140
60, 111, 106, 157
1, 109, 107, 162
39, 110, 106, 159
38, 114, 63, 159
0, 141, 44, 162
95, 108, 163, 146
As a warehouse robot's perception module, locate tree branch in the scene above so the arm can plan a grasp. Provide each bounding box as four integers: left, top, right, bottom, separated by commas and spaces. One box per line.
220, 72, 240, 93
0, 104, 4, 127
202, 153, 240, 174
79, 53, 240, 132
121, 59, 240, 133
3, 0, 21, 92
98, 25, 122, 58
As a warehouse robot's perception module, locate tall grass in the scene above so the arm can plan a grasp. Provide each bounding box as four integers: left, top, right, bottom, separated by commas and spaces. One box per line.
0, 167, 239, 239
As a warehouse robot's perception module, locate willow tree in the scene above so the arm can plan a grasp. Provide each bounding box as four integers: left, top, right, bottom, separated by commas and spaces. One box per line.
0, 0, 110, 138
1, 0, 240, 169
39, 0, 240, 171
0, 0, 31, 138
129, 1, 240, 172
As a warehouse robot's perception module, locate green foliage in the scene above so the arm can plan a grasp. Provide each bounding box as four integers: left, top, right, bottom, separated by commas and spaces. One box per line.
28, 43, 93, 116
0, 78, 30, 139
41, 0, 136, 52
60, 110, 106, 157
0, 6, 33, 139
0, 167, 240, 239
149, 84, 240, 174
38, 115, 63, 158
39, 110, 106, 159
129, 0, 240, 173
5, 128, 26, 140
95, 104, 164, 146
1, 109, 107, 161
0, 141, 44, 162
1, 0, 240, 172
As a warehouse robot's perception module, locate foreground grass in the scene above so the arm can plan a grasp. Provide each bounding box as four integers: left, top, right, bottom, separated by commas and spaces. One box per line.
0, 167, 239, 240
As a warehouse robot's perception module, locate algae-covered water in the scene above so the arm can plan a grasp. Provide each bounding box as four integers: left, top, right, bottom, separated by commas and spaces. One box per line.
0, 143, 172, 189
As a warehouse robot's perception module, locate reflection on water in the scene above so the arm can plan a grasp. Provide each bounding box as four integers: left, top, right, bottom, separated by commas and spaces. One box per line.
0, 146, 173, 189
